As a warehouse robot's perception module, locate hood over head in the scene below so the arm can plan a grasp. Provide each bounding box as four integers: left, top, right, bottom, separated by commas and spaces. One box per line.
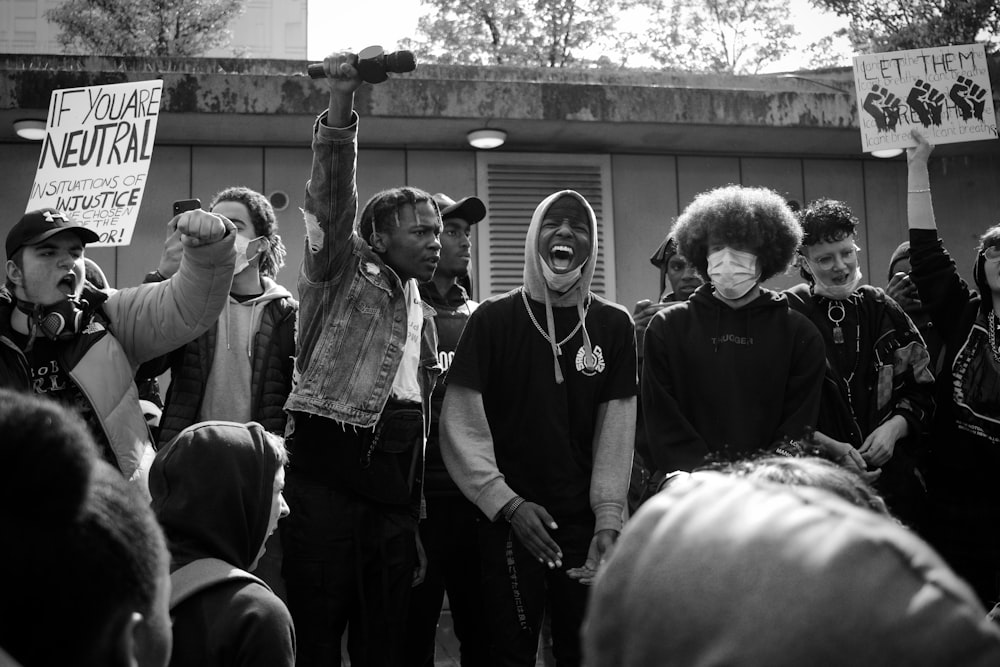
888, 241, 911, 280
584, 472, 1000, 667
150, 421, 281, 570
522, 190, 599, 384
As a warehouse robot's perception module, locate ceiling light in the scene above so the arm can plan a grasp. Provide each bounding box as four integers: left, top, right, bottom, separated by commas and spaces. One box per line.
467, 128, 507, 150
13, 118, 46, 141
871, 148, 904, 159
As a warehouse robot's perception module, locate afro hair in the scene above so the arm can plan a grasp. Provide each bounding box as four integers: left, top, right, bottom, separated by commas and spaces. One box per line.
672, 185, 802, 283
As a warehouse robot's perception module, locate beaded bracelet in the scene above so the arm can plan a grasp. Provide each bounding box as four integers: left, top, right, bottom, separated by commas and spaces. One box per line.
907, 188, 931, 193
502, 496, 526, 522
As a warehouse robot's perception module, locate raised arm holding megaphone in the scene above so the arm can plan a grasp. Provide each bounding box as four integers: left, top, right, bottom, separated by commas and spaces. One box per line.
307, 45, 416, 83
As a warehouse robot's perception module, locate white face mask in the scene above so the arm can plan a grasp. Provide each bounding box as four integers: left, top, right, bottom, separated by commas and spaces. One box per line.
810, 262, 862, 300
541, 260, 583, 293
707, 247, 759, 301
233, 234, 265, 275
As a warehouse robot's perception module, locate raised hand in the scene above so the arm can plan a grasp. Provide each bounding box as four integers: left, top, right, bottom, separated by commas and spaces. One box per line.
175, 209, 235, 247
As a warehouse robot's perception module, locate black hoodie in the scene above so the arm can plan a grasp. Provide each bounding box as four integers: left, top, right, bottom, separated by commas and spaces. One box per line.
150, 421, 294, 667
641, 284, 825, 472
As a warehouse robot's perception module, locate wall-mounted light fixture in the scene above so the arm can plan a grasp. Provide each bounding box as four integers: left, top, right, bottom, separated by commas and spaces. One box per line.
13, 119, 46, 141
870, 148, 904, 159
467, 128, 507, 150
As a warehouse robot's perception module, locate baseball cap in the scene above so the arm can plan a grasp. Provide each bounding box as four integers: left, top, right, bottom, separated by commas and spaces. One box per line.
6, 209, 100, 260
433, 193, 486, 225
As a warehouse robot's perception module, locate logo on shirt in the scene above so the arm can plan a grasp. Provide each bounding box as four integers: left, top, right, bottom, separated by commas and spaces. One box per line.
575, 345, 605, 376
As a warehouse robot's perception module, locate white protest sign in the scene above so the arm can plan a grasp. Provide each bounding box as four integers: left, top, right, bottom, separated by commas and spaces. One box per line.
853, 44, 997, 153
26, 79, 163, 247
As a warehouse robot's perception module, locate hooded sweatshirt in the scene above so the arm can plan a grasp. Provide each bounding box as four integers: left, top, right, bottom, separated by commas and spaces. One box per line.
584, 472, 1000, 667
441, 190, 636, 529
150, 421, 294, 667
200, 277, 294, 423
642, 283, 825, 473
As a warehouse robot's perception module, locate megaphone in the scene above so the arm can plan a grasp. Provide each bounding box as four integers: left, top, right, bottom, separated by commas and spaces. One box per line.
307, 45, 416, 84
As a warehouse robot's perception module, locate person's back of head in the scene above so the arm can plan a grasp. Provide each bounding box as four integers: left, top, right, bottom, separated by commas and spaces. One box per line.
0, 389, 172, 667
584, 472, 1000, 667
716, 455, 892, 517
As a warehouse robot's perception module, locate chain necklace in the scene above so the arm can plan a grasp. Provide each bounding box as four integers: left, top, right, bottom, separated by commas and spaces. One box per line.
521, 287, 589, 354
988, 311, 1000, 364
825, 297, 862, 409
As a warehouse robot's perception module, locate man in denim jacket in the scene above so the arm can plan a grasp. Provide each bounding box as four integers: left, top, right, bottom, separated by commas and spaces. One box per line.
281, 50, 442, 666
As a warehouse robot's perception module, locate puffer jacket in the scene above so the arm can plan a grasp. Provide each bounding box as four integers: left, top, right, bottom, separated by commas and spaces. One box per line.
0, 237, 235, 496
138, 278, 297, 449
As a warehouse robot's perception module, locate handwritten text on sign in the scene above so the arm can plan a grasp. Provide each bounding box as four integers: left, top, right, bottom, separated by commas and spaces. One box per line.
853, 44, 997, 153
27, 80, 163, 247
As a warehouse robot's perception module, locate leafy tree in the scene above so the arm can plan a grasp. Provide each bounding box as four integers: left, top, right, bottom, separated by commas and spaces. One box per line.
47, 0, 245, 57
401, 0, 655, 67
649, 0, 798, 74
810, 0, 999, 53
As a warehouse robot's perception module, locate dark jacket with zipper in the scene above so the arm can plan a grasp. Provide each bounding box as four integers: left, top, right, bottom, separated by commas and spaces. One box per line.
137, 277, 297, 449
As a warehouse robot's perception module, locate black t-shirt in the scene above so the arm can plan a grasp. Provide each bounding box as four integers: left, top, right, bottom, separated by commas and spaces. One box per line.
447, 288, 637, 519
9, 330, 118, 467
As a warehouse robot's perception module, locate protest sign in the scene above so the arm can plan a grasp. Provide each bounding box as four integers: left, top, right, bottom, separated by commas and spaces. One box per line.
853, 44, 997, 154
26, 80, 163, 247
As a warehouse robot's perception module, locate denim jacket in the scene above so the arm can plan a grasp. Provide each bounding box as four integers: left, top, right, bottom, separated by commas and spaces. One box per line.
284, 111, 440, 429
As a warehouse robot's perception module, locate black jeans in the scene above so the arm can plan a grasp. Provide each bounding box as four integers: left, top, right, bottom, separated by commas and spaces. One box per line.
478, 516, 593, 667
281, 472, 417, 667
404, 495, 489, 666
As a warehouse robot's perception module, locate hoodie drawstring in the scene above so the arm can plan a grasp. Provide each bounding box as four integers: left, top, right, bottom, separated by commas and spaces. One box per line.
543, 288, 564, 384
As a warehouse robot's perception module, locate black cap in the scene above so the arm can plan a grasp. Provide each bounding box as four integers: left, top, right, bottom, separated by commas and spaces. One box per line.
433, 193, 486, 225
6, 209, 99, 260
649, 235, 678, 269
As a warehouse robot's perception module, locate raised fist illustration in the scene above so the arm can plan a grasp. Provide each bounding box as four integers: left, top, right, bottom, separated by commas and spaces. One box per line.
950, 75, 988, 121
907, 80, 946, 127
863, 85, 902, 132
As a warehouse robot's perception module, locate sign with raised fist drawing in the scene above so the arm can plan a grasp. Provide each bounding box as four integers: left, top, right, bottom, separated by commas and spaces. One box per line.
852, 44, 996, 154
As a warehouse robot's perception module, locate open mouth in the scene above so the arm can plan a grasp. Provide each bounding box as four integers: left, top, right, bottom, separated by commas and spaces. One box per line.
550, 245, 574, 270
58, 274, 78, 294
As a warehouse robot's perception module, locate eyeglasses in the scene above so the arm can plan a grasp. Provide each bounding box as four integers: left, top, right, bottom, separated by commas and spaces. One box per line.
984, 246, 1000, 261
810, 245, 860, 271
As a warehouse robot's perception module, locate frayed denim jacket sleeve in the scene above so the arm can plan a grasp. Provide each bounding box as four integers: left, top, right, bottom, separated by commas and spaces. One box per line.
301, 110, 359, 284
287, 111, 440, 429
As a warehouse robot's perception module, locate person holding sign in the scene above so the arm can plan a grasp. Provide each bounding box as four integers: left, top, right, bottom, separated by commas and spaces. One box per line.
0, 206, 236, 499
906, 129, 1000, 606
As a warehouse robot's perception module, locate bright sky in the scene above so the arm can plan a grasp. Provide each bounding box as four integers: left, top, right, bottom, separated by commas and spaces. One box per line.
306, 0, 852, 72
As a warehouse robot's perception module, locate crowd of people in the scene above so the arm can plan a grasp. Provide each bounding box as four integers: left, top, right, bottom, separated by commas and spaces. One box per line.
3, 48, 1000, 667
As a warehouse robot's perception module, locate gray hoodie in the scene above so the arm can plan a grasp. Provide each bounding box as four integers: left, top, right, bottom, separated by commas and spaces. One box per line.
440, 190, 635, 531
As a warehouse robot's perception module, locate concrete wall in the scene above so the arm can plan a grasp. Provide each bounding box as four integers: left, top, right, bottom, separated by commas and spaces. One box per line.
2, 54, 998, 310
3, 139, 997, 313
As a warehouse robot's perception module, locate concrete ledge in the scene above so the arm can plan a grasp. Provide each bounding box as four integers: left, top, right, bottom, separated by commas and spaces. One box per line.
0, 53, 996, 157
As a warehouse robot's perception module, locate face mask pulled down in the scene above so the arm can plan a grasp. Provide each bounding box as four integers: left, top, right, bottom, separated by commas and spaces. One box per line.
540, 260, 583, 293
707, 248, 759, 301
809, 262, 863, 301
